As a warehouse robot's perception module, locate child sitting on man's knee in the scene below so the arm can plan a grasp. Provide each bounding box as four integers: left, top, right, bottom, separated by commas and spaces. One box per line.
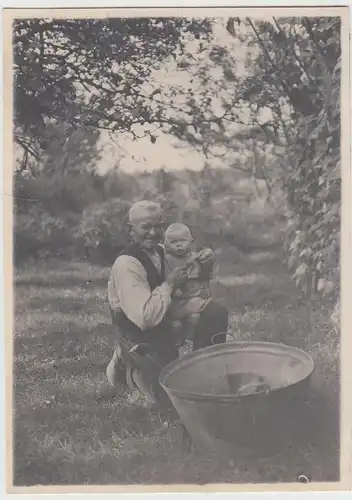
164, 223, 215, 346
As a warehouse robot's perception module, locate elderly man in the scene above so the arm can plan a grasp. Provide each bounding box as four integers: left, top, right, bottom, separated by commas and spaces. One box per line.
107, 200, 228, 404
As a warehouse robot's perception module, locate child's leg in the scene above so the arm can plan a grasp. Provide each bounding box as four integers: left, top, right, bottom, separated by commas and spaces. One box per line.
171, 319, 182, 330
170, 319, 185, 347
184, 313, 201, 341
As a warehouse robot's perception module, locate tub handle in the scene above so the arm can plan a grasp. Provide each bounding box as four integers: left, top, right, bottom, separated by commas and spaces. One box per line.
129, 343, 151, 356
238, 382, 271, 396
211, 332, 236, 345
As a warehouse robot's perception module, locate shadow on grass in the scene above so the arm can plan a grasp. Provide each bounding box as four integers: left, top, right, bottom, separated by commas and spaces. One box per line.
15, 276, 109, 290
14, 322, 117, 368
213, 277, 303, 313
24, 295, 108, 314
14, 357, 109, 388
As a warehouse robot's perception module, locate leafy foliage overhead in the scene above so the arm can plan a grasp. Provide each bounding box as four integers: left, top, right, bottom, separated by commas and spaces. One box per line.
13, 17, 212, 155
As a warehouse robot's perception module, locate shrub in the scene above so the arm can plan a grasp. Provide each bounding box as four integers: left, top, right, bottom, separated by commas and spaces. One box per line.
14, 207, 75, 264
76, 198, 131, 264
284, 54, 340, 302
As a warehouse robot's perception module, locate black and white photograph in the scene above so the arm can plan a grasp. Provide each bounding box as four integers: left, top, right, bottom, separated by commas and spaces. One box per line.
6, 7, 348, 489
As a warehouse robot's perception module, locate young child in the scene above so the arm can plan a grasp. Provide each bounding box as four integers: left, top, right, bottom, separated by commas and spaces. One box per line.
164, 223, 215, 347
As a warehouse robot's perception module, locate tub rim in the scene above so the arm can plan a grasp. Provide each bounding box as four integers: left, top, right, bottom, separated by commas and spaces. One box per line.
158, 340, 315, 403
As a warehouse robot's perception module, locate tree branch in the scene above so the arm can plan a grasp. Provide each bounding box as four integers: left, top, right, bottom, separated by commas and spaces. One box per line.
15, 136, 41, 162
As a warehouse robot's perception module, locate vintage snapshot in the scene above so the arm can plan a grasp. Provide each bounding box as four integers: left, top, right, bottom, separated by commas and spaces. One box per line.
5, 6, 349, 492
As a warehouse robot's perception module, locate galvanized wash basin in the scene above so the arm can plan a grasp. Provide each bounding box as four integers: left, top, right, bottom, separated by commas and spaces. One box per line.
159, 341, 315, 455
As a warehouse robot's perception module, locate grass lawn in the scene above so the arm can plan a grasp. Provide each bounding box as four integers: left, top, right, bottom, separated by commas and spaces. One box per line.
13, 245, 340, 485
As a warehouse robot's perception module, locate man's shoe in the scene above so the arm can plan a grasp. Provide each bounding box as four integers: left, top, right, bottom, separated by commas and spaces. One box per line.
106, 346, 126, 387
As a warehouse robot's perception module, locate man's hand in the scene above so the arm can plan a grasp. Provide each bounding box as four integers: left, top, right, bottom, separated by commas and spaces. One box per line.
166, 266, 189, 288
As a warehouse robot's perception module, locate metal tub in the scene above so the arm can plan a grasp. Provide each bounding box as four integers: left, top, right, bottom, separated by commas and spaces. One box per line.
159, 341, 315, 456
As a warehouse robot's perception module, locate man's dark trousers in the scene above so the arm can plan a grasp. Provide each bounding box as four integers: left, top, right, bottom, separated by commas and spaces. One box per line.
111, 301, 228, 405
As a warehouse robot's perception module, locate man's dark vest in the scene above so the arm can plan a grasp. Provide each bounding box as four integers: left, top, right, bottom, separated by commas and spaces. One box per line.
110, 243, 167, 340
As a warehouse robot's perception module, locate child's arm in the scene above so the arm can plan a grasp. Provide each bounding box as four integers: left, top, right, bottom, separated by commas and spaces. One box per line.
195, 248, 215, 277
196, 248, 214, 264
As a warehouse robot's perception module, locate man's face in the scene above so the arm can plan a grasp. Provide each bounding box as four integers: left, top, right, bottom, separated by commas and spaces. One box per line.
131, 216, 163, 251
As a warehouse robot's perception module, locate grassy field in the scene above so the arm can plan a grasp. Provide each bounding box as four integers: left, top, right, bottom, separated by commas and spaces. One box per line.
13, 243, 340, 485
